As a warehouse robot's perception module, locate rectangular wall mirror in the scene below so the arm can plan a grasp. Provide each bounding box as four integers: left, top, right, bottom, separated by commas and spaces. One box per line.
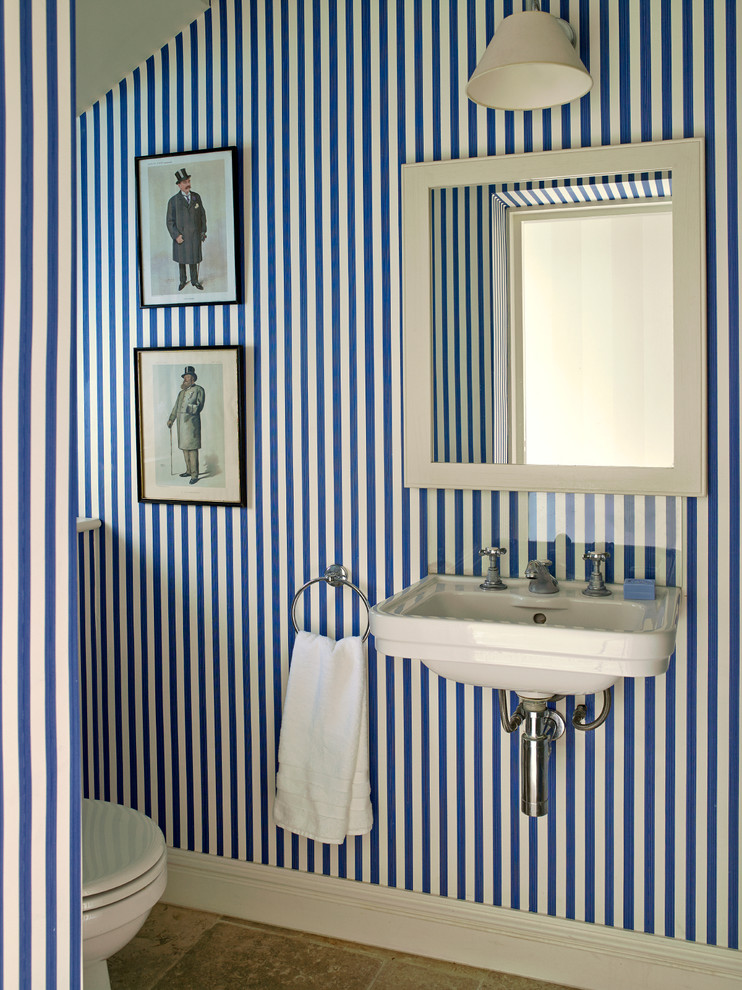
403, 139, 706, 495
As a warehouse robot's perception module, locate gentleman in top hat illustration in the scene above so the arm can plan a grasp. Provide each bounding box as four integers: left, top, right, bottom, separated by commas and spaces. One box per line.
166, 167, 207, 291
167, 366, 206, 484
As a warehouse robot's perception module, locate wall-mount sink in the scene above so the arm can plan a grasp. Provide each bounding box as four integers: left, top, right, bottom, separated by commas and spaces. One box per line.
369, 575, 682, 699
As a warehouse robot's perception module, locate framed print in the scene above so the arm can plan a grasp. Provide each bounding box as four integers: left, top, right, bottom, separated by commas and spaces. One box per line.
135, 147, 239, 307
135, 346, 246, 506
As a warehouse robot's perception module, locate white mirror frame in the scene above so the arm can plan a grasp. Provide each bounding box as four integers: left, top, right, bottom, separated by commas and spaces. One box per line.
402, 138, 706, 496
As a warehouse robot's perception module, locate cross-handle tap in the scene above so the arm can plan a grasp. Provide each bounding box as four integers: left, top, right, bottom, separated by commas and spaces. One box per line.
582, 550, 611, 597
479, 547, 508, 590
525, 559, 559, 595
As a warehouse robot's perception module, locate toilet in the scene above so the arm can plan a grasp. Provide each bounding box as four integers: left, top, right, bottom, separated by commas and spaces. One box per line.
82, 799, 167, 990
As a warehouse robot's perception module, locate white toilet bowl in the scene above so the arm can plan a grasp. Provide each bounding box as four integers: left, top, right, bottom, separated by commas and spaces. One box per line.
82, 799, 167, 990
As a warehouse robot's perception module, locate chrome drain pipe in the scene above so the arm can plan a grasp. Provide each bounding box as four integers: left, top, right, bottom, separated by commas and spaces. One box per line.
498, 692, 566, 817
519, 700, 565, 816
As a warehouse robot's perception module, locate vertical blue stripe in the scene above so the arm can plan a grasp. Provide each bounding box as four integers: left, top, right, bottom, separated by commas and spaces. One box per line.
262, 0, 285, 855
180, 508, 195, 847
376, 0, 394, 819
105, 92, 125, 804
725, 0, 740, 949
161, 45, 170, 153
246, 0, 269, 864
93, 101, 110, 800
598, 0, 611, 145
413, 0, 423, 161
455, 681, 466, 899
152, 502, 166, 825
491, 692, 502, 906
664, 646, 677, 938
686, 494, 698, 940
118, 78, 140, 816
565, 690, 576, 920
682, 0, 694, 138
69, 0, 83, 975
703, 0, 719, 945
386, 654, 397, 887
421, 663, 431, 895
403, 658, 414, 890
165, 507, 181, 847
431, 0, 441, 160
204, 6, 214, 146
176, 33, 185, 149
623, 498, 636, 930
44, 0, 63, 973
219, 0, 230, 144
190, 22, 199, 147
661, 0, 673, 139
275, 0, 294, 870
473, 685, 483, 902
449, 0, 459, 159
397, 0, 413, 890
224, 510, 237, 857
528, 815, 537, 912
451, 193, 462, 460
437, 677, 448, 896
378, 0, 394, 605
639, 0, 652, 142
578, 0, 591, 145
360, 0, 380, 886
348, 0, 364, 648
465, 0, 477, 153
210, 509, 224, 855
508, 707, 519, 909
584, 701, 595, 924
146, 55, 156, 154
18, 1, 34, 975
618, 0, 631, 143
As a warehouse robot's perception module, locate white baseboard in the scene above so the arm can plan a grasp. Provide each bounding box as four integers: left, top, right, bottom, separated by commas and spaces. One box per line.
164, 848, 741, 990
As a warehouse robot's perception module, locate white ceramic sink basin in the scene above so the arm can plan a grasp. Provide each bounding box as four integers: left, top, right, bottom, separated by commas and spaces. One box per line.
369, 575, 682, 698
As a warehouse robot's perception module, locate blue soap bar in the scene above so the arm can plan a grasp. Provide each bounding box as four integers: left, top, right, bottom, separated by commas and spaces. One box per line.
623, 578, 655, 600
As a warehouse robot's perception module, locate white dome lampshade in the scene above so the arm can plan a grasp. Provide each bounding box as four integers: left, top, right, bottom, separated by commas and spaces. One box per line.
466, 9, 593, 111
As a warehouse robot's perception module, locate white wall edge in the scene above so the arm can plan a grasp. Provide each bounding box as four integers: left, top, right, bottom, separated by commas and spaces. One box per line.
164, 849, 742, 990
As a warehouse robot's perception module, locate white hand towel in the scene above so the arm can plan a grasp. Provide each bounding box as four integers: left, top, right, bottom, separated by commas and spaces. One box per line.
273, 631, 373, 844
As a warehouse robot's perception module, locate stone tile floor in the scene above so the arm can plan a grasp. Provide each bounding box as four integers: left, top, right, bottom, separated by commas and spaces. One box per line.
109, 902, 578, 990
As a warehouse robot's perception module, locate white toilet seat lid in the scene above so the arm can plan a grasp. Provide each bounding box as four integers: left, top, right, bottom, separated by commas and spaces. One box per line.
82, 799, 166, 898
83, 846, 167, 912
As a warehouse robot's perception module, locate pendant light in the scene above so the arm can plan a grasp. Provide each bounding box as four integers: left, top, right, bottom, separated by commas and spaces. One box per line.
466, 1, 592, 111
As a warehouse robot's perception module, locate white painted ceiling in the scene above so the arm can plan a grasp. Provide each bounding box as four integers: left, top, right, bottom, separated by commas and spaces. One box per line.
76, 0, 209, 115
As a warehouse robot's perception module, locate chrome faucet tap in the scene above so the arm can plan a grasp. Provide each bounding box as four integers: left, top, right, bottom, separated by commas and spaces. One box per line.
582, 551, 611, 597
525, 559, 559, 595
479, 547, 508, 590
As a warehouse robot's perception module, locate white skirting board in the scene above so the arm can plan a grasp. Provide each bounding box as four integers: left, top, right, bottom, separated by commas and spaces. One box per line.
164, 848, 741, 990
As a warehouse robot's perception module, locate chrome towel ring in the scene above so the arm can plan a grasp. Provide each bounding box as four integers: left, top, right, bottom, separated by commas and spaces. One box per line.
290, 564, 371, 643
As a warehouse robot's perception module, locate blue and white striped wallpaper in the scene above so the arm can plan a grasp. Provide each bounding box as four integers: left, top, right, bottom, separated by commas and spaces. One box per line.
2, 0, 79, 986
77, 0, 740, 952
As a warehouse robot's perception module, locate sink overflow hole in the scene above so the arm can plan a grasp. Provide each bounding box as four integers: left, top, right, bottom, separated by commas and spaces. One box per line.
533, 613, 547, 624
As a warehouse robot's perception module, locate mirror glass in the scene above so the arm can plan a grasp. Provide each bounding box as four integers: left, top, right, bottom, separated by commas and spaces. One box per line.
430, 181, 674, 468
403, 140, 706, 495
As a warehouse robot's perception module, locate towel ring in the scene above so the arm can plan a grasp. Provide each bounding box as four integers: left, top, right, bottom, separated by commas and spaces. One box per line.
291, 564, 371, 643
